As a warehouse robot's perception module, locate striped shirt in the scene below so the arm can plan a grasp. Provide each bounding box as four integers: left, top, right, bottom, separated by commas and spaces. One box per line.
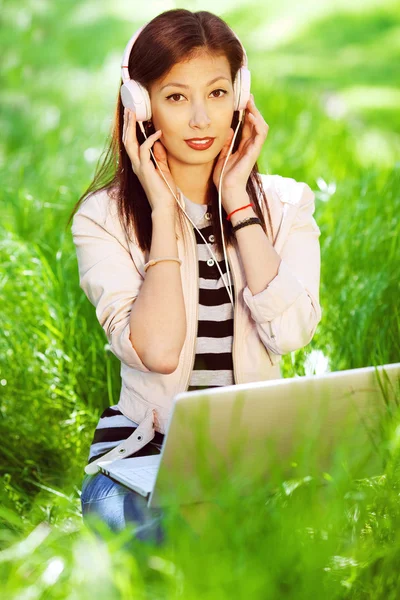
86, 196, 235, 467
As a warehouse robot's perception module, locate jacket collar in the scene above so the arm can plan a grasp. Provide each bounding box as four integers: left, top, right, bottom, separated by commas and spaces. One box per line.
175, 176, 299, 258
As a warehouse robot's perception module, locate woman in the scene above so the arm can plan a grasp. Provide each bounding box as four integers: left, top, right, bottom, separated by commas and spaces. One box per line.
68, 8, 322, 543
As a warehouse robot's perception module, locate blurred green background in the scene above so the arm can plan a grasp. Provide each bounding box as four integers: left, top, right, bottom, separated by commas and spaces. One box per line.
0, 0, 399, 597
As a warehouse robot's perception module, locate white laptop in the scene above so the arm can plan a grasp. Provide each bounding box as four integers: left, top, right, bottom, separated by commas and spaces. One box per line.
98, 362, 400, 509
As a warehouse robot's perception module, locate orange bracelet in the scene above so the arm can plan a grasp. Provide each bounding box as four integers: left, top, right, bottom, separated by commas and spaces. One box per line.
226, 203, 253, 221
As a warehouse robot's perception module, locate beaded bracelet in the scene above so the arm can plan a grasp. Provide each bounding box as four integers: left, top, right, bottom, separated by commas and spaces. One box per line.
144, 257, 182, 272
231, 217, 262, 234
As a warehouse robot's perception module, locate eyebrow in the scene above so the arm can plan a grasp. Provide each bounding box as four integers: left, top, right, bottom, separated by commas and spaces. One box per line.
159, 76, 230, 92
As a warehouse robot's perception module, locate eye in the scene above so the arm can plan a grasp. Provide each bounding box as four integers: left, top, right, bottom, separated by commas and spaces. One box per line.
211, 88, 228, 98
166, 88, 228, 103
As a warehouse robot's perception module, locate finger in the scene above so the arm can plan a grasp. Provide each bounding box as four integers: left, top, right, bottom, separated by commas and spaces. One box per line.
122, 107, 128, 145
248, 94, 261, 116
125, 108, 147, 164
247, 112, 258, 127
225, 128, 234, 143
128, 108, 138, 138
152, 138, 167, 159
248, 112, 269, 138
123, 107, 136, 146
236, 112, 255, 155
246, 97, 269, 134
240, 109, 254, 141
246, 95, 268, 126
139, 129, 163, 159
219, 129, 234, 158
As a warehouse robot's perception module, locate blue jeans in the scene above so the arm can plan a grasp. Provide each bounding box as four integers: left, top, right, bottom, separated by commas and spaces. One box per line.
80, 471, 167, 544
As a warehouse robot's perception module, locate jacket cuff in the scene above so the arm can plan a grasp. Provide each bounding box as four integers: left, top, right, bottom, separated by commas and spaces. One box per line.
109, 321, 151, 372
242, 259, 305, 323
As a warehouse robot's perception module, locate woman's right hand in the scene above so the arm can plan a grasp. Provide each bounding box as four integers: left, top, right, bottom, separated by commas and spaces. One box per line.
122, 107, 179, 212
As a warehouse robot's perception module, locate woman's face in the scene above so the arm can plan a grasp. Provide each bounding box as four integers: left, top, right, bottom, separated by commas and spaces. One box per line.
148, 52, 235, 167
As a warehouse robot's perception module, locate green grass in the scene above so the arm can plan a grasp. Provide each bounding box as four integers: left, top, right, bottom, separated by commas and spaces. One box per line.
0, 0, 399, 597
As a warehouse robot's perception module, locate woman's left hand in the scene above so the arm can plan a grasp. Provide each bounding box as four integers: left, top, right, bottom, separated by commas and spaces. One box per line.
212, 93, 269, 205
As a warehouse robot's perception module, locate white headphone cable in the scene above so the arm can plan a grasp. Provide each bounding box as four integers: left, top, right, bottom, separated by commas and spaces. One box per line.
138, 120, 246, 310
216, 108, 245, 306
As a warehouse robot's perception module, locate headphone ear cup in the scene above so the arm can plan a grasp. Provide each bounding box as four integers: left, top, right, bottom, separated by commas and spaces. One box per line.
233, 66, 251, 112
120, 79, 152, 122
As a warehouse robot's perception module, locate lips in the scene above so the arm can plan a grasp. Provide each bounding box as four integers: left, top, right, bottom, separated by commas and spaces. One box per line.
185, 138, 215, 151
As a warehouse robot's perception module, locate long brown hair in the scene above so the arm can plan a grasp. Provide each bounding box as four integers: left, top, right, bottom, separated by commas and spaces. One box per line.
66, 8, 274, 255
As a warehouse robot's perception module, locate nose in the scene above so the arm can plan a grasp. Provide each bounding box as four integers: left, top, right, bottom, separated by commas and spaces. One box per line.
189, 105, 212, 130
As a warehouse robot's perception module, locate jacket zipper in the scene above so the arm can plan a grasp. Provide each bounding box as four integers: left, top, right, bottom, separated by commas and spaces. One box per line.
226, 246, 239, 384
265, 334, 274, 366
229, 243, 274, 369
263, 202, 287, 367
183, 217, 199, 392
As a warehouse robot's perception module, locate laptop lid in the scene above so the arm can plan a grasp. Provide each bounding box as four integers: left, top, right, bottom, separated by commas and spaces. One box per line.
148, 362, 400, 509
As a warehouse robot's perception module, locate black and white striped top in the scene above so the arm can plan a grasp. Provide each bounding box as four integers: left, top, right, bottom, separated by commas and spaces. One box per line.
86, 196, 235, 468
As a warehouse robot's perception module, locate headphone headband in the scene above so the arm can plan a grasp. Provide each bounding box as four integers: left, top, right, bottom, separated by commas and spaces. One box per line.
120, 19, 250, 121
120, 23, 147, 83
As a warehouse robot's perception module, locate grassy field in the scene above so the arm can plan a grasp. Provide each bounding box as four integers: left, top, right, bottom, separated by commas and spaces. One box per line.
0, 0, 399, 597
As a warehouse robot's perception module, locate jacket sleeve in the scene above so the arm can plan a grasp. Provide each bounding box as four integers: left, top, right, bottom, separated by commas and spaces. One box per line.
71, 193, 151, 372
242, 181, 322, 355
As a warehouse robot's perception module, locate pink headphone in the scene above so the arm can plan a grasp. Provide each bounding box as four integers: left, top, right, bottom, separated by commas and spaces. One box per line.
120, 22, 251, 122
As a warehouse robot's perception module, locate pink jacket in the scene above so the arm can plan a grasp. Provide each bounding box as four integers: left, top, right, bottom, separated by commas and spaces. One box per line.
71, 174, 322, 435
